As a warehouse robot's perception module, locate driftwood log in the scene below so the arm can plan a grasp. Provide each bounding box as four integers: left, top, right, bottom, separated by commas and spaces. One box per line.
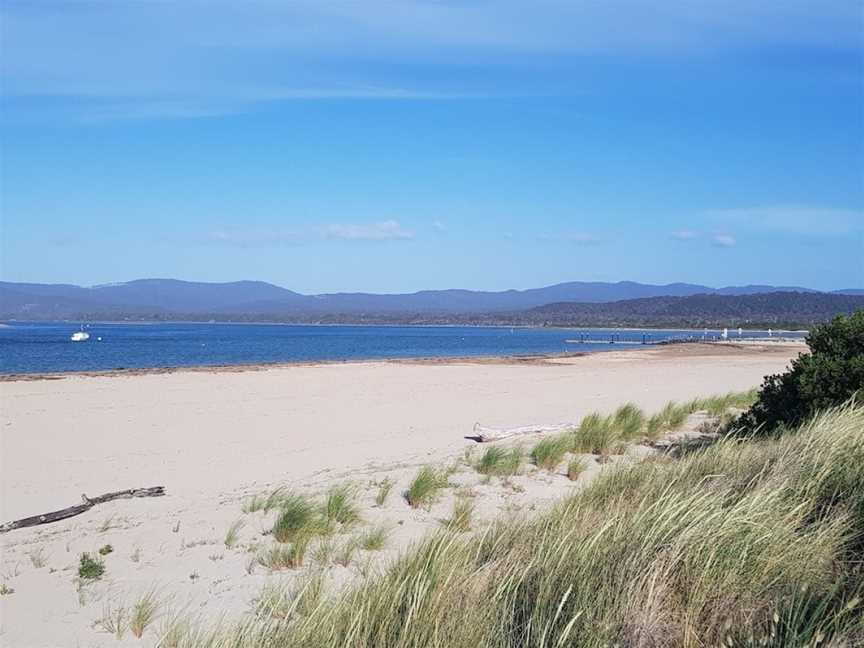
0, 486, 165, 534
467, 422, 574, 443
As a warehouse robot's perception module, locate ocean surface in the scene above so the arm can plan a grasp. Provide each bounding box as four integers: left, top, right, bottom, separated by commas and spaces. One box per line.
0, 322, 805, 375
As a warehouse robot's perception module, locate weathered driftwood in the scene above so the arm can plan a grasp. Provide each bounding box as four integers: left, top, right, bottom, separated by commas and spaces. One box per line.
467, 422, 573, 443
0, 486, 165, 534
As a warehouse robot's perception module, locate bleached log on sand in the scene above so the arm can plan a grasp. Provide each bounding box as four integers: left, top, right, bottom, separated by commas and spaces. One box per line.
0, 486, 165, 534
468, 422, 574, 443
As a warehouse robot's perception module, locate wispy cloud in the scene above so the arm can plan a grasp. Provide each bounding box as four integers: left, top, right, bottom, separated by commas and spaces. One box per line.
324, 220, 414, 241
711, 233, 736, 248
671, 230, 699, 241
432, 220, 446, 232
703, 205, 862, 237
2, 2, 859, 121
569, 233, 602, 245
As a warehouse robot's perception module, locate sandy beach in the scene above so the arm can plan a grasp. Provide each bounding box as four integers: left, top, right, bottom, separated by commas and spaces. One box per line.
0, 342, 801, 646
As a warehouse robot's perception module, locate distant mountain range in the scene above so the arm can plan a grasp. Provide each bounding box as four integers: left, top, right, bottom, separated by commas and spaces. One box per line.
0, 278, 862, 328
1, 278, 861, 320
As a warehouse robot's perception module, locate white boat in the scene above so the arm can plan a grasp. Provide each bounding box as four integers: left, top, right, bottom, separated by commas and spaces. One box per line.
70, 327, 90, 342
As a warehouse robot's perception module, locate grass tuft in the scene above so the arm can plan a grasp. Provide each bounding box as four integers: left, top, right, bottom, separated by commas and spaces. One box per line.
567, 457, 587, 481
224, 519, 245, 549
373, 478, 394, 507
530, 434, 570, 471
573, 412, 617, 454
405, 466, 450, 508
475, 446, 523, 476
445, 497, 475, 532
130, 590, 160, 638
322, 484, 361, 529
358, 523, 390, 551
272, 494, 318, 544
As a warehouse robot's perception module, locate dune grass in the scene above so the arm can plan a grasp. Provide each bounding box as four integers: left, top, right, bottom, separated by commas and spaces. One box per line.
224, 519, 245, 549
405, 466, 450, 508
357, 524, 390, 551
271, 494, 320, 544
257, 543, 308, 571
572, 412, 617, 454
130, 590, 160, 638
163, 403, 864, 647
566, 457, 587, 481
474, 446, 523, 477
242, 487, 290, 514
373, 478, 394, 507
322, 484, 361, 529
530, 434, 571, 471
445, 497, 475, 533
611, 402, 645, 440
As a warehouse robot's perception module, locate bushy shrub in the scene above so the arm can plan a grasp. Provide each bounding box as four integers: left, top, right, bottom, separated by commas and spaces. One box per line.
739, 311, 864, 434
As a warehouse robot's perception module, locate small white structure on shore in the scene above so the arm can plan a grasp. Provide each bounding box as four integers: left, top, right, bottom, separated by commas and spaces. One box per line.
721, 328, 729, 340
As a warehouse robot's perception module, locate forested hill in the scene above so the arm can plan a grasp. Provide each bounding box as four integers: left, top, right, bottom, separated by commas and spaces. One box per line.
519, 291, 864, 328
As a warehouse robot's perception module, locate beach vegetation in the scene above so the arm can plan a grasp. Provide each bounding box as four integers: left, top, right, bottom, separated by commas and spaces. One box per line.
257, 542, 308, 570
530, 434, 570, 471
0, 583, 14, 595
26, 547, 47, 568
98, 544, 113, 556
445, 497, 475, 532
130, 590, 160, 638
271, 494, 319, 544
334, 540, 356, 567
373, 478, 394, 507
242, 487, 290, 514
572, 412, 616, 454
358, 523, 390, 551
739, 311, 864, 434
321, 484, 361, 529
164, 403, 864, 646
474, 445, 523, 476
566, 457, 587, 481
224, 519, 245, 549
611, 402, 645, 439
96, 603, 128, 639
405, 466, 450, 508
77, 553, 105, 580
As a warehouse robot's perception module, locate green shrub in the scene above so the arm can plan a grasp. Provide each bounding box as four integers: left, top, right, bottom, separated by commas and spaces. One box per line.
78, 553, 105, 580
740, 311, 864, 434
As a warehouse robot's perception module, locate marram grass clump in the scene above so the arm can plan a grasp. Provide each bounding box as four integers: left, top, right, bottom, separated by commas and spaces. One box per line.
405, 466, 450, 508
530, 434, 570, 471
474, 446, 522, 477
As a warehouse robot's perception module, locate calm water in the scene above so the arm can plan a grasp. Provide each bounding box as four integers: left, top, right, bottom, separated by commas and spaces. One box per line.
0, 322, 805, 375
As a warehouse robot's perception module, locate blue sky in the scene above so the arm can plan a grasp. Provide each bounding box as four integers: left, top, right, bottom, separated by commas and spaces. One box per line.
1, 1, 862, 293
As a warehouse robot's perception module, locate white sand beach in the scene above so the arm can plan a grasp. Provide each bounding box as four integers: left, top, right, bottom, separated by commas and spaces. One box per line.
0, 343, 801, 647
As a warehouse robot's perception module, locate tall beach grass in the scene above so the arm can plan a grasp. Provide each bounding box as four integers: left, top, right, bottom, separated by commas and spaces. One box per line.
162, 402, 864, 647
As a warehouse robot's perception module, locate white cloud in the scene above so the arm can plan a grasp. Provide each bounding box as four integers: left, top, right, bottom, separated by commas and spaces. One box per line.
711, 233, 736, 248
671, 230, 699, 241
324, 220, 414, 241
432, 220, 446, 232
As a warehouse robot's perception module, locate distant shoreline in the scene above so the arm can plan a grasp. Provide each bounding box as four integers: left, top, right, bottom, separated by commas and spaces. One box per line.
0, 339, 805, 382
0, 319, 812, 333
